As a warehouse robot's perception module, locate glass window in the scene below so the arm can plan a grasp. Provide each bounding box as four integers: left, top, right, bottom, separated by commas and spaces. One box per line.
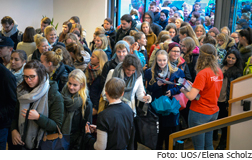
115, 0, 217, 31
230, 0, 252, 31
117, 0, 145, 25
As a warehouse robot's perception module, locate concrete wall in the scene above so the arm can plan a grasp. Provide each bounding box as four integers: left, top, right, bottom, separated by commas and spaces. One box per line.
53, 0, 107, 45
0, 0, 107, 45
0, 0, 53, 32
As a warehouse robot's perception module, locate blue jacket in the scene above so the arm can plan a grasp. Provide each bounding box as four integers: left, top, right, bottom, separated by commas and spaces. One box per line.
103, 46, 112, 60
157, 18, 168, 30
145, 67, 185, 99
145, 67, 185, 127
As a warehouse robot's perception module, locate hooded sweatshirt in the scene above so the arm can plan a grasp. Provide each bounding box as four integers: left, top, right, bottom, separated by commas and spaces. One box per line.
144, 11, 162, 37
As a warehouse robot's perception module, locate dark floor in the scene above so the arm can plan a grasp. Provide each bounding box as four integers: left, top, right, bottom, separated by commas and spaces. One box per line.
137, 132, 222, 150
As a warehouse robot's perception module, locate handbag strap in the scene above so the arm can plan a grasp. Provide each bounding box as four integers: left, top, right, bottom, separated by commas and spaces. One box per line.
22, 102, 33, 143
43, 125, 63, 141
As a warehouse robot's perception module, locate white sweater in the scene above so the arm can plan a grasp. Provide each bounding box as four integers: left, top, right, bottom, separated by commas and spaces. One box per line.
101, 69, 152, 115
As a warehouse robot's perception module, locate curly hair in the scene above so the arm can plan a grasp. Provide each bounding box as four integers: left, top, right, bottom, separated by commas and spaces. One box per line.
122, 54, 142, 76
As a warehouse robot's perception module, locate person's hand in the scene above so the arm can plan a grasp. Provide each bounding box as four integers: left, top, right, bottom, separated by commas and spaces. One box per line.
12, 129, 25, 146
166, 90, 171, 97
187, 80, 193, 85
85, 122, 91, 134
21, 109, 40, 120
143, 64, 148, 71
180, 87, 187, 93
89, 124, 97, 133
157, 80, 164, 86
85, 122, 97, 134
143, 91, 150, 103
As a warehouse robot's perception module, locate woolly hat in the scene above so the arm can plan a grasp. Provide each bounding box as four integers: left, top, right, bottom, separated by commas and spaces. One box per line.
161, 9, 169, 18
208, 27, 220, 35
115, 40, 130, 53
167, 42, 181, 53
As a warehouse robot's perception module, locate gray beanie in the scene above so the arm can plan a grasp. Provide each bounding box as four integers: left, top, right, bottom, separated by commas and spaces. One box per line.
115, 40, 130, 53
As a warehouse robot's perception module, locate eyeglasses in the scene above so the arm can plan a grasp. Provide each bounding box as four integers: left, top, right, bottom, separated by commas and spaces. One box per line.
231, 37, 238, 39
144, 17, 151, 19
170, 50, 180, 53
23, 75, 37, 80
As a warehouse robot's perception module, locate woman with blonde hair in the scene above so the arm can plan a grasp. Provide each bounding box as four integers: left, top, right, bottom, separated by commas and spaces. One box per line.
94, 34, 112, 60
90, 27, 106, 52
179, 25, 200, 47
40, 48, 70, 92
194, 24, 206, 38
85, 49, 108, 120
180, 44, 223, 150
220, 26, 230, 36
61, 69, 93, 149
145, 49, 185, 149
66, 42, 91, 71
31, 34, 49, 61
175, 18, 183, 29
216, 33, 237, 65
44, 26, 65, 49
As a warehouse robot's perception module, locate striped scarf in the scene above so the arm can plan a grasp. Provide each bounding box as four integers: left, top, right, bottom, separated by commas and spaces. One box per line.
87, 63, 100, 84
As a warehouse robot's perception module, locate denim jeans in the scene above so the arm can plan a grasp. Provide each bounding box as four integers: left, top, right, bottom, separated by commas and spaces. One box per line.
188, 109, 219, 150
0, 128, 9, 150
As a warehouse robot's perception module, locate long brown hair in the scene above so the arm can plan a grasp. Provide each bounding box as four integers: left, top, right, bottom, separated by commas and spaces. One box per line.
179, 25, 200, 47
195, 44, 220, 75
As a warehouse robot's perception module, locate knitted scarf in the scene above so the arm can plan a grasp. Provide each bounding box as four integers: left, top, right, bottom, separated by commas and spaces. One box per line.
61, 85, 83, 134
149, 65, 170, 85
87, 63, 100, 84
17, 78, 49, 149
170, 60, 179, 67
112, 63, 139, 102
10, 63, 26, 86
1, 23, 18, 37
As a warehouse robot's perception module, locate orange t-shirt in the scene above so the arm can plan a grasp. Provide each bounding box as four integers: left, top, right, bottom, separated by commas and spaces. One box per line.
190, 67, 223, 115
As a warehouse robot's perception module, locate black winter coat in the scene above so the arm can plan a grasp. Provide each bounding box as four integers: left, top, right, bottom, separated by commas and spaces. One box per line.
115, 20, 138, 43
100, 58, 118, 87
52, 62, 74, 92
222, 65, 243, 103
0, 64, 17, 129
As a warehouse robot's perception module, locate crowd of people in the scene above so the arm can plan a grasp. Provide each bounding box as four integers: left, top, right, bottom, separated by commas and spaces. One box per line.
0, 0, 252, 151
